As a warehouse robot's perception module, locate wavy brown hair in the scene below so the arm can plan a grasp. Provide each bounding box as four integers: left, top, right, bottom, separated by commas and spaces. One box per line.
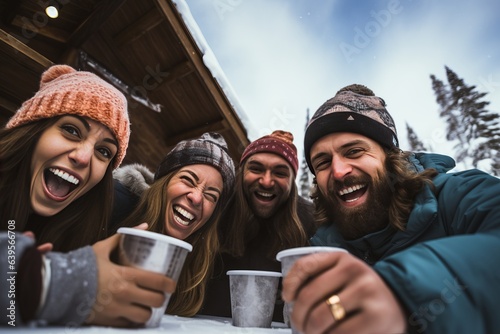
311, 149, 438, 231
0, 117, 113, 251
219, 165, 309, 258
120, 171, 223, 317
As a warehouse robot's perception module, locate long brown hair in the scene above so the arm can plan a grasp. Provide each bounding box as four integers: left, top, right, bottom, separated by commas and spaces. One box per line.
121, 171, 222, 317
219, 164, 309, 258
311, 149, 438, 231
0, 117, 114, 252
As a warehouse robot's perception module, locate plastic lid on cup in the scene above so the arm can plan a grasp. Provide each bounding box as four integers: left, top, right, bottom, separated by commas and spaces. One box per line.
117, 227, 193, 252
226, 270, 282, 277
276, 246, 347, 262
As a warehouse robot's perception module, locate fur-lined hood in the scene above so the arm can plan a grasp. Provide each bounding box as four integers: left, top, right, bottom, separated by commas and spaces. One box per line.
113, 163, 154, 197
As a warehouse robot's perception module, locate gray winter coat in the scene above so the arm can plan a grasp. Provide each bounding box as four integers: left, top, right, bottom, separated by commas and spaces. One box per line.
0, 232, 97, 327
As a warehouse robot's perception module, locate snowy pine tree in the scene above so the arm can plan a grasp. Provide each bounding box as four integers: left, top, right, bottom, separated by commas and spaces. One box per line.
430, 66, 500, 175
406, 122, 428, 152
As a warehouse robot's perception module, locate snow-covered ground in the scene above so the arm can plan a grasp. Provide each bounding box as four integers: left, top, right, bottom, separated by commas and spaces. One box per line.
18, 315, 290, 334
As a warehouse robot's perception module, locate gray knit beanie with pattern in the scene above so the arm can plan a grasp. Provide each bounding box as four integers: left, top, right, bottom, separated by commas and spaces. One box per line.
154, 132, 235, 200
304, 84, 398, 173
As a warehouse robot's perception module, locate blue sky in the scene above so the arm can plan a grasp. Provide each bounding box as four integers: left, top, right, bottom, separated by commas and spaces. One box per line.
182, 0, 500, 170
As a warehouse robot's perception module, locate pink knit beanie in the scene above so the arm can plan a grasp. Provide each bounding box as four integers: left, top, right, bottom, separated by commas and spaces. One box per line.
6, 64, 130, 168
240, 130, 299, 175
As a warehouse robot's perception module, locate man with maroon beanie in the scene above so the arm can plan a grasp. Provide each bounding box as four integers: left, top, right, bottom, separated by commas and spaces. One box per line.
198, 130, 317, 323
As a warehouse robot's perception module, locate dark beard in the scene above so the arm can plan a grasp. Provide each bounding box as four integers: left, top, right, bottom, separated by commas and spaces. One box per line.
323, 171, 393, 240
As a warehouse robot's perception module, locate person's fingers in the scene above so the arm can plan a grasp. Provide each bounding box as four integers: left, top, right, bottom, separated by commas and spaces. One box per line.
113, 277, 167, 308
106, 265, 174, 304
133, 222, 149, 230
289, 274, 343, 333
302, 289, 352, 334
37, 242, 53, 253
87, 306, 148, 328
94, 233, 121, 254
288, 253, 368, 334
299, 257, 407, 334
322, 311, 370, 334
111, 318, 141, 328
95, 223, 147, 257
115, 304, 152, 324
282, 252, 345, 302
129, 288, 166, 309
22, 231, 35, 239
124, 266, 177, 294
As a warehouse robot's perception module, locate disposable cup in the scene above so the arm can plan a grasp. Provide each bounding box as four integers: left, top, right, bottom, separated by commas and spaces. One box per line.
276, 246, 347, 333
117, 227, 192, 327
227, 270, 282, 328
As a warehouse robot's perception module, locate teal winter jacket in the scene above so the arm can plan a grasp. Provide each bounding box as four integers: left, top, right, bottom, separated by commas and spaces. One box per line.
311, 153, 500, 334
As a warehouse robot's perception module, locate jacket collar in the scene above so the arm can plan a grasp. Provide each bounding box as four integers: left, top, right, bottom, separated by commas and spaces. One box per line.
311, 153, 451, 263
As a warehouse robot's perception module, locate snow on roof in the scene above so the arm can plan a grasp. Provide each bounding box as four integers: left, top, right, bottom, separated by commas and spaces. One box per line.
171, 0, 258, 139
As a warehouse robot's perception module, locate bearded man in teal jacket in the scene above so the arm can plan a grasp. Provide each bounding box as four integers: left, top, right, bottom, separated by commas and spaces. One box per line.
281, 84, 500, 334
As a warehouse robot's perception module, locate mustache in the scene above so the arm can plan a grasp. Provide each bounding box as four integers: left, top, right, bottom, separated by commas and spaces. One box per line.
252, 184, 275, 192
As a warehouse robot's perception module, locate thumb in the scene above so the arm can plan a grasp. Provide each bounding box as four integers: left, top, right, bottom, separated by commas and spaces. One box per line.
94, 233, 121, 254
22, 231, 36, 240
133, 222, 149, 230
37, 242, 53, 254
97, 224, 148, 255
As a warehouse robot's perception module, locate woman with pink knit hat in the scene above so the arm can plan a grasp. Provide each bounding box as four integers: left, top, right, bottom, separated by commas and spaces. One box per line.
0, 64, 130, 250
0, 65, 175, 327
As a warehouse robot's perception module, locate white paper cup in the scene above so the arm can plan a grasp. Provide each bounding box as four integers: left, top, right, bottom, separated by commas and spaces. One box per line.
276, 246, 347, 333
117, 228, 193, 327
227, 270, 282, 328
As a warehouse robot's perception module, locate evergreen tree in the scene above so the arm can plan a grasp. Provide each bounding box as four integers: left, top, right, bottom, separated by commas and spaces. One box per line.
299, 109, 313, 199
430, 66, 500, 175
406, 122, 428, 152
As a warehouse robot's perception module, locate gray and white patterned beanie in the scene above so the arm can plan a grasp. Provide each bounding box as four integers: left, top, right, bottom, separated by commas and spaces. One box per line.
304, 84, 399, 173
154, 132, 235, 200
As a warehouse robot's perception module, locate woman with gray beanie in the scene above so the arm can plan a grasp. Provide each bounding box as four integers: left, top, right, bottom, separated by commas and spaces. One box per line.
115, 132, 235, 317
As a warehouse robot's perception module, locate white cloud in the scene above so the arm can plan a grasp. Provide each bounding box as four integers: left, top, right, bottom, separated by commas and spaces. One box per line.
185, 0, 500, 172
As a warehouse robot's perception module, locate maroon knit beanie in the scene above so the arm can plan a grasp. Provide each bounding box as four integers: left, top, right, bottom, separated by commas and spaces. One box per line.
240, 130, 298, 175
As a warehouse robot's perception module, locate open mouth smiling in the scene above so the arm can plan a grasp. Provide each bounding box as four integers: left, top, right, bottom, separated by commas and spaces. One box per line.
173, 205, 196, 226
43, 167, 80, 200
255, 191, 276, 202
338, 184, 367, 203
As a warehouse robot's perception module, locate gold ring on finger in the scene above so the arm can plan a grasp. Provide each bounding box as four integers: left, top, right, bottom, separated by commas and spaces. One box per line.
325, 294, 346, 322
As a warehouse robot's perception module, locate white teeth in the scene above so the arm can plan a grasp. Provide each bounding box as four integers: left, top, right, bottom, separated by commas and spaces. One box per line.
257, 192, 273, 198
338, 184, 365, 196
174, 206, 194, 226
175, 206, 194, 220
174, 215, 190, 226
49, 168, 79, 185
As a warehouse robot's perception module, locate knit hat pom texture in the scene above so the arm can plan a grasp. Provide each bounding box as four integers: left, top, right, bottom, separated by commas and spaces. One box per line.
6, 64, 130, 168
304, 84, 398, 173
240, 130, 299, 175
154, 132, 235, 201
